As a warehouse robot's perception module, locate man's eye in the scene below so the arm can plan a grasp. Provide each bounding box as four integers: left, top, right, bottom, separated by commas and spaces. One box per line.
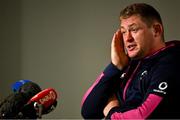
121, 31, 126, 34
131, 28, 139, 33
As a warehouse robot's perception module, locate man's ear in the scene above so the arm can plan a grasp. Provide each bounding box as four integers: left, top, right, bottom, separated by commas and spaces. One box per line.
152, 23, 163, 37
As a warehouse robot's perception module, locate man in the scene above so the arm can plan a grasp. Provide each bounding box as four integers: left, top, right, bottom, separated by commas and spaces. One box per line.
81, 3, 180, 119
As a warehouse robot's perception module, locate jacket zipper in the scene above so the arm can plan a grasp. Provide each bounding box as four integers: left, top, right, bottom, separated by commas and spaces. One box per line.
123, 61, 142, 101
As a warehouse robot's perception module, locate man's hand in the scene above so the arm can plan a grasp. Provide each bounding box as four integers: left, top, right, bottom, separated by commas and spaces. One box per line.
111, 30, 129, 70
103, 94, 119, 117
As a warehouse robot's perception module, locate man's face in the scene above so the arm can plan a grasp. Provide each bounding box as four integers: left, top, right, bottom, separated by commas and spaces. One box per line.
120, 15, 155, 59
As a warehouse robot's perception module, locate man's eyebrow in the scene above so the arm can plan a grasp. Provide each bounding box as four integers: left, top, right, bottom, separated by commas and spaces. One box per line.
129, 23, 138, 28
120, 23, 138, 29
120, 25, 127, 29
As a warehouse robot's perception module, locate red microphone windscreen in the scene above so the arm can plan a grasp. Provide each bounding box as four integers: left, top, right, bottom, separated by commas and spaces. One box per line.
28, 88, 57, 109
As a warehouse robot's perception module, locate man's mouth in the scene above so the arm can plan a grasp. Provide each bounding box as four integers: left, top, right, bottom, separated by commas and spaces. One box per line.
127, 44, 137, 51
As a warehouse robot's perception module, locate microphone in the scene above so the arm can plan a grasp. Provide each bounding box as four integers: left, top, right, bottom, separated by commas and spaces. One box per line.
18, 81, 42, 97
27, 88, 58, 118
0, 81, 42, 119
0, 93, 31, 118
11, 80, 31, 92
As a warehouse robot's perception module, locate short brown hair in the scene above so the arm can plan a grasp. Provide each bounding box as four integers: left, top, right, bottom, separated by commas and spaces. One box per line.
120, 3, 163, 27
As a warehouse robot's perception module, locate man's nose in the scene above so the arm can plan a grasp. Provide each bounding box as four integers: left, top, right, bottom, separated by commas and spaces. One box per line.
124, 31, 134, 42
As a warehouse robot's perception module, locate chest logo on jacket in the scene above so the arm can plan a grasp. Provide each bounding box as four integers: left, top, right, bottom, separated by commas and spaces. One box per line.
140, 70, 148, 80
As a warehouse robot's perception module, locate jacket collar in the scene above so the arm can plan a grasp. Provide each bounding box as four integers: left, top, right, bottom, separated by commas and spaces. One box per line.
143, 40, 180, 60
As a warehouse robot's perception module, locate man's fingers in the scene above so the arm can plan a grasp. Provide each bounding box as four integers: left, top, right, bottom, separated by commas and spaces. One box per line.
103, 94, 119, 117
111, 29, 129, 70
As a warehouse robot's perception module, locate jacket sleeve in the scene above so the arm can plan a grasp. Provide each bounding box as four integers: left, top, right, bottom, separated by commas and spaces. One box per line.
106, 94, 163, 119
81, 63, 123, 119
106, 57, 178, 119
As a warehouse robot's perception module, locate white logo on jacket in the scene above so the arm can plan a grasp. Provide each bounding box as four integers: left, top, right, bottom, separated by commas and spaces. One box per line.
158, 82, 168, 90
153, 81, 168, 95
140, 70, 148, 80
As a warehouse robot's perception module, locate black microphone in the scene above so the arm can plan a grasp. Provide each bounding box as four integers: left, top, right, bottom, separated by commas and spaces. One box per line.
0, 81, 42, 119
